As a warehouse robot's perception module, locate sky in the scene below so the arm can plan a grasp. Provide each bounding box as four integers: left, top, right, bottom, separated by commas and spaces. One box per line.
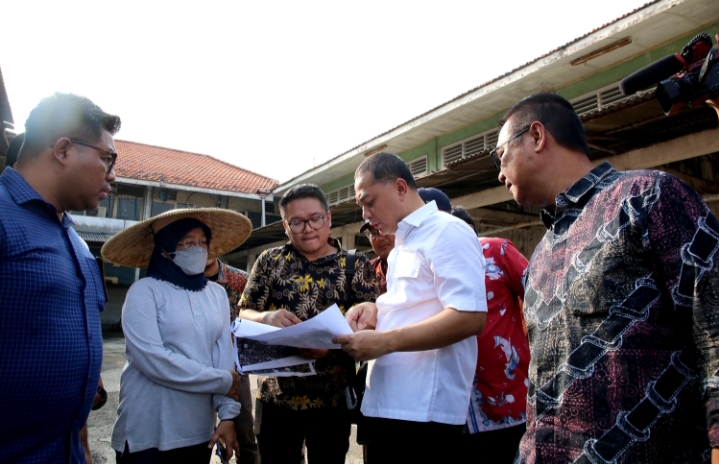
1, 0, 652, 183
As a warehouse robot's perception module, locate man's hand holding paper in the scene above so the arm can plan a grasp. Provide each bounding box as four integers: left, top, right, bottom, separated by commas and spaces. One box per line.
344, 302, 378, 331
262, 309, 302, 328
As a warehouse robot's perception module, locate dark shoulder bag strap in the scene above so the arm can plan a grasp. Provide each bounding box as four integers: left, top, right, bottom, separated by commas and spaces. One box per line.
344, 249, 357, 307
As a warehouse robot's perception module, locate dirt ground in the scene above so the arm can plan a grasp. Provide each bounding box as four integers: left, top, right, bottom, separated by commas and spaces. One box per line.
86, 334, 364, 464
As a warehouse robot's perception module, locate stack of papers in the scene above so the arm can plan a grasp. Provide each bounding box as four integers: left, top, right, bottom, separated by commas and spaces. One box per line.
231, 304, 353, 377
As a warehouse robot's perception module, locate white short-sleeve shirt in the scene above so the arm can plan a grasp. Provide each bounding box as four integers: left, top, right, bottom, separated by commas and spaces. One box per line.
361, 201, 487, 424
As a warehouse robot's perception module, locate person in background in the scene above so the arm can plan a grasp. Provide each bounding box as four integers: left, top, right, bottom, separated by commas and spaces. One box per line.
0, 93, 120, 463
103, 208, 253, 464
238, 184, 378, 464
495, 92, 719, 463
3, 132, 24, 170
451, 205, 530, 464
359, 221, 394, 294
204, 256, 259, 464
417, 187, 452, 213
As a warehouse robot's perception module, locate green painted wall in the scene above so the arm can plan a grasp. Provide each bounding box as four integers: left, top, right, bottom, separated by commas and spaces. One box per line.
319, 20, 719, 191
323, 172, 356, 193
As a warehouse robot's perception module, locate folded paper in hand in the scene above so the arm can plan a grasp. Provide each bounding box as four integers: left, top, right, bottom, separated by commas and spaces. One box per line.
231, 304, 353, 376
232, 303, 353, 349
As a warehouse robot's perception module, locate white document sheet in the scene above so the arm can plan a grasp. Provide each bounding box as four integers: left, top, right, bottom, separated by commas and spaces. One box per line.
232, 304, 353, 349
231, 318, 280, 337
250, 304, 352, 349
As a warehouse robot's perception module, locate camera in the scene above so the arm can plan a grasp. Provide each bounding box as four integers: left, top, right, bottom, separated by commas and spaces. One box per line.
619, 33, 719, 115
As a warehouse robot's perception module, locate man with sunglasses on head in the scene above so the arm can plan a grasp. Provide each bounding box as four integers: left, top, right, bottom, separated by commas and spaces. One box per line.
494, 93, 719, 464
0, 93, 120, 463
238, 184, 378, 464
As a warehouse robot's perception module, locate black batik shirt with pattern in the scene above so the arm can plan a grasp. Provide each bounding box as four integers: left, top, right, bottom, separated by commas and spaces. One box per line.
519, 162, 719, 464
239, 238, 378, 410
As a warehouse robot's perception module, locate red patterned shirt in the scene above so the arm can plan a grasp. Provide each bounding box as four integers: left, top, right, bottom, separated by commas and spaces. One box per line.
370, 256, 387, 295
467, 237, 530, 433
215, 260, 248, 321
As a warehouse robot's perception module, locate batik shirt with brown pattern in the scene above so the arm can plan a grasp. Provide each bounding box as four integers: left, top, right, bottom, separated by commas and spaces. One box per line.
239, 238, 378, 410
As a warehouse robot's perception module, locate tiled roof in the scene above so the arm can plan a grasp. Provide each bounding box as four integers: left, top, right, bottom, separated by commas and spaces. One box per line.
114, 140, 278, 194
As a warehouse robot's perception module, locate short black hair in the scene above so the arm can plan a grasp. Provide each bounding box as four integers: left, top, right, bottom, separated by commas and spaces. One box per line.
451, 205, 475, 230
5, 133, 24, 168
500, 93, 591, 157
279, 184, 329, 217
355, 152, 416, 189
21, 93, 121, 160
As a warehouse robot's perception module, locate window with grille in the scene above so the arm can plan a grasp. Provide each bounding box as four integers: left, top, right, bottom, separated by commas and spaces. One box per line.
326, 183, 356, 206
440, 81, 649, 167
570, 81, 650, 116
441, 129, 499, 166
408, 156, 428, 178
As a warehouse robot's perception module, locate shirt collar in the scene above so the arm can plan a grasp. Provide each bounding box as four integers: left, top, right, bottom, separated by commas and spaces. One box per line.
0, 167, 73, 227
396, 201, 438, 237
540, 161, 615, 229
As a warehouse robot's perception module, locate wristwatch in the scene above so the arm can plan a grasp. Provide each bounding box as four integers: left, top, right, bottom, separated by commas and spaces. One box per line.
92, 385, 108, 411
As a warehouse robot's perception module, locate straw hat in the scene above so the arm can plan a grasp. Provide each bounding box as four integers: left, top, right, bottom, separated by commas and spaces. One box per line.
101, 208, 252, 268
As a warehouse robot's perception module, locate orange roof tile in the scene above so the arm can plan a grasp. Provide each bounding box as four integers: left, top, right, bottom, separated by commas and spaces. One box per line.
114, 140, 278, 194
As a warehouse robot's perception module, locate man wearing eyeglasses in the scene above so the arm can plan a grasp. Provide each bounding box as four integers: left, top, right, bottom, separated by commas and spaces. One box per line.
238, 184, 378, 464
494, 93, 719, 464
0, 93, 120, 463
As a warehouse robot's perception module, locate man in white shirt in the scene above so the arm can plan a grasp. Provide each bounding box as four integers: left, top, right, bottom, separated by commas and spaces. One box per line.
334, 152, 487, 463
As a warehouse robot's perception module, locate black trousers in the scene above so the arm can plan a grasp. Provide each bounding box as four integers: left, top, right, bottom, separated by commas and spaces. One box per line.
115, 441, 212, 464
234, 374, 259, 464
460, 423, 526, 464
255, 401, 351, 464
364, 417, 464, 464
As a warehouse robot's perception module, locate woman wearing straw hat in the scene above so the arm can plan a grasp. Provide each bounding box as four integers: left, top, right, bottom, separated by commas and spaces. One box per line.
101, 208, 253, 464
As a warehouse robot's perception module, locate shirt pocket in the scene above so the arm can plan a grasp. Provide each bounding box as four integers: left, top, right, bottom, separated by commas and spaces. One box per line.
393, 248, 421, 279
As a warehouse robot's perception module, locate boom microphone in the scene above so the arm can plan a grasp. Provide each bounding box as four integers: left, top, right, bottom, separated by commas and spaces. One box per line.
618, 54, 684, 96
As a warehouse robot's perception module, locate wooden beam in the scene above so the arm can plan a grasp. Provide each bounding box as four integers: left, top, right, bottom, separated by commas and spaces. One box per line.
453, 185, 512, 210
660, 167, 719, 195
451, 128, 719, 209
482, 221, 544, 236
478, 191, 719, 238
596, 128, 719, 171
469, 208, 537, 225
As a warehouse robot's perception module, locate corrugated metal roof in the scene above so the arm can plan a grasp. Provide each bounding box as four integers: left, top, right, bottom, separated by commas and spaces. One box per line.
75, 231, 116, 243
579, 89, 657, 121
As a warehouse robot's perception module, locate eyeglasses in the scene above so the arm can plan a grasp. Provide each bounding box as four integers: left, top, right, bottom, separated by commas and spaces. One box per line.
364, 229, 381, 240
286, 215, 326, 234
71, 139, 118, 173
176, 238, 209, 249
489, 127, 530, 171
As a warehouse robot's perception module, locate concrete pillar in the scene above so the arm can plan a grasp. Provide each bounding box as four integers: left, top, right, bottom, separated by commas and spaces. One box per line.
143, 186, 153, 219
341, 230, 356, 250
247, 253, 257, 273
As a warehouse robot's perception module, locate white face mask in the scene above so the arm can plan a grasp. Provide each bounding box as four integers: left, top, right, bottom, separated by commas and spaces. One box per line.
170, 245, 208, 275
